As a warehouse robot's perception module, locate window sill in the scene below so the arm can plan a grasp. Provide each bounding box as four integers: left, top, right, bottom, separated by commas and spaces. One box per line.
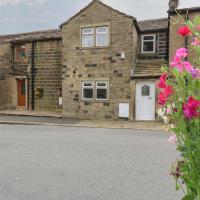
80, 99, 109, 103
79, 46, 110, 50
140, 52, 157, 55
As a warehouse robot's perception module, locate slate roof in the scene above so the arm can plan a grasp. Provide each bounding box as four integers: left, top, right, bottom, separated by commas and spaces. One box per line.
0, 29, 61, 45
132, 60, 166, 78
138, 18, 168, 32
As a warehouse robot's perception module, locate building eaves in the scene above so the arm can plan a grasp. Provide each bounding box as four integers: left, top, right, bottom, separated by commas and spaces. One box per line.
0, 29, 61, 44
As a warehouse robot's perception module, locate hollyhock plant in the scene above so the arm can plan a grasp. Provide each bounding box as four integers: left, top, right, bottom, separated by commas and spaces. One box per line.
158, 16, 200, 200
176, 47, 188, 58
168, 134, 177, 144
192, 37, 200, 46
183, 96, 200, 119
177, 25, 191, 36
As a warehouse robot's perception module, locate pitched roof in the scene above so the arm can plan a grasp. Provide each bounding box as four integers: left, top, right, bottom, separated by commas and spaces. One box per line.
0, 29, 61, 44
138, 18, 168, 32
60, 0, 136, 28
132, 60, 166, 78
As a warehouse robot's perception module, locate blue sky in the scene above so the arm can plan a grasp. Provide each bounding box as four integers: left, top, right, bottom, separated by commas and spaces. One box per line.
0, 0, 199, 35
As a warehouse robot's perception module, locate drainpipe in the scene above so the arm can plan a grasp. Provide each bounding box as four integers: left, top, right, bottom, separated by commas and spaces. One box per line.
31, 41, 36, 111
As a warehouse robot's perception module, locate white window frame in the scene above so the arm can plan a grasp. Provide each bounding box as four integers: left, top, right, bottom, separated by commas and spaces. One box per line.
82, 28, 94, 48
82, 81, 94, 100
141, 34, 156, 54
96, 81, 108, 100
96, 26, 109, 47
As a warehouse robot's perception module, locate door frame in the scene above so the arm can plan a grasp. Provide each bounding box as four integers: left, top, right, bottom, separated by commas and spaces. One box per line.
135, 80, 156, 121
13, 76, 28, 109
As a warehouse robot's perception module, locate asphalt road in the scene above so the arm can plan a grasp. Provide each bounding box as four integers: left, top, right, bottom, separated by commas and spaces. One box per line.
0, 125, 182, 200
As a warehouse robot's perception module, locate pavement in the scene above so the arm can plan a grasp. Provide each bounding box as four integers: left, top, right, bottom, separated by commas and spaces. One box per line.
0, 125, 183, 200
0, 110, 164, 131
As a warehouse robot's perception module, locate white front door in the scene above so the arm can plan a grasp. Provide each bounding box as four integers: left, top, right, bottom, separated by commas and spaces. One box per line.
136, 81, 155, 121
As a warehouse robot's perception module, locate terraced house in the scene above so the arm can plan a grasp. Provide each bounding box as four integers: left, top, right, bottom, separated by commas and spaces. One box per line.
0, 0, 199, 121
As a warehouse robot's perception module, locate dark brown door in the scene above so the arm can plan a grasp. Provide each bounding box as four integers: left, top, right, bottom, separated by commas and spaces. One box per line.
18, 79, 26, 107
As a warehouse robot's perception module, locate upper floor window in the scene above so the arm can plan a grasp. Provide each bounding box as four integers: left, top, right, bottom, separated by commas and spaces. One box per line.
81, 26, 109, 48
82, 28, 94, 48
96, 27, 109, 47
141, 34, 156, 53
15, 44, 27, 62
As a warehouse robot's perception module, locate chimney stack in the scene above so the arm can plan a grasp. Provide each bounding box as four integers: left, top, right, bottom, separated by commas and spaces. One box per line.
168, 0, 179, 11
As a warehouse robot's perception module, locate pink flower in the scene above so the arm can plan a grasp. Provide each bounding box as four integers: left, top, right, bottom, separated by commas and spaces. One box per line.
158, 92, 167, 105
183, 96, 200, 119
166, 108, 172, 114
158, 86, 173, 106
164, 86, 174, 97
177, 26, 191, 37
168, 134, 177, 144
176, 48, 188, 58
192, 37, 200, 46
183, 61, 193, 72
197, 25, 200, 31
157, 73, 167, 89
190, 68, 200, 79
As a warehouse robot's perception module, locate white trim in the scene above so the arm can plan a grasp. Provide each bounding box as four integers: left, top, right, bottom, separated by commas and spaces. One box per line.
96, 81, 108, 100
81, 28, 95, 48
82, 81, 94, 100
81, 26, 109, 48
141, 34, 156, 54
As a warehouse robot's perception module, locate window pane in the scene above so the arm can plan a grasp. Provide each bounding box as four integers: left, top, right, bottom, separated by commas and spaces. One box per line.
97, 27, 108, 33
83, 89, 93, 99
143, 36, 154, 40
143, 41, 154, 52
97, 89, 107, 100
82, 34, 94, 47
142, 85, 150, 96
82, 28, 93, 34
15, 45, 27, 61
84, 82, 93, 87
97, 82, 107, 87
96, 33, 108, 46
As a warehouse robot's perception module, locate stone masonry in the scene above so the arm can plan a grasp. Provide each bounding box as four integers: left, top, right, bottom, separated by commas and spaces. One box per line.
61, 0, 138, 120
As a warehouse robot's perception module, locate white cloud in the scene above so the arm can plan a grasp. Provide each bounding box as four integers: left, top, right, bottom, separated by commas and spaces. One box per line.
0, 0, 47, 6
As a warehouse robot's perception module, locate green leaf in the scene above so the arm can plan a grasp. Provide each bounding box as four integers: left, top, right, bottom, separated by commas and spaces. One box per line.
182, 195, 194, 200
193, 15, 200, 26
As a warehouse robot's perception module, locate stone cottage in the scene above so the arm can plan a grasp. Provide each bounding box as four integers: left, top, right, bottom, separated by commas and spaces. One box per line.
0, 0, 199, 121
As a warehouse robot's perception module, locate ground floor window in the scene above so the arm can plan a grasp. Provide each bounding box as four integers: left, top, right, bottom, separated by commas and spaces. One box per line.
82, 81, 94, 100
82, 80, 108, 101
96, 81, 108, 100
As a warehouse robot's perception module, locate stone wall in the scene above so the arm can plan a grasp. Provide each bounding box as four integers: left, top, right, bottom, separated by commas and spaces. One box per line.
138, 31, 168, 60
169, 11, 200, 63
0, 43, 13, 110
62, 0, 138, 120
12, 39, 62, 112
